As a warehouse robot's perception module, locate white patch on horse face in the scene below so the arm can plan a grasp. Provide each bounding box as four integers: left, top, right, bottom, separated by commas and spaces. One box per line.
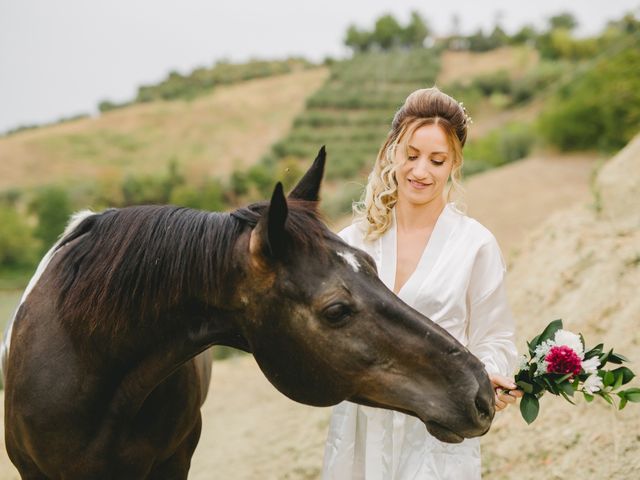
337, 251, 360, 272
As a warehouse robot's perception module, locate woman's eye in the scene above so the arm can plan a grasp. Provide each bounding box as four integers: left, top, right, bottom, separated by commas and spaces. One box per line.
431, 159, 445, 166
408, 155, 418, 161
323, 303, 353, 325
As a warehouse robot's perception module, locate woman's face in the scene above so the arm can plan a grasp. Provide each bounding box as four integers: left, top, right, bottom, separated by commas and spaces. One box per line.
395, 123, 454, 208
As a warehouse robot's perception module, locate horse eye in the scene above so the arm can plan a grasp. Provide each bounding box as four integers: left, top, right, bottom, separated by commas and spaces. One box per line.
322, 303, 352, 325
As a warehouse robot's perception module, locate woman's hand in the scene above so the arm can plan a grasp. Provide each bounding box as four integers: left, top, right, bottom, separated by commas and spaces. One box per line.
489, 374, 523, 412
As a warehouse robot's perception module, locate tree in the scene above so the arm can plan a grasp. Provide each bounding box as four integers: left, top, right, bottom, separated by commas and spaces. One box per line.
372, 14, 403, 50
344, 25, 373, 53
548, 12, 578, 31
400, 11, 430, 48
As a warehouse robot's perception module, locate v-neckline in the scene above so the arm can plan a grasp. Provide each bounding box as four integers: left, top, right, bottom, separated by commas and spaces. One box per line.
387, 204, 450, 299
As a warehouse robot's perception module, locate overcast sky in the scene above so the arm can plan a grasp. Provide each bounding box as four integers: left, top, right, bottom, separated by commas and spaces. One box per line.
1, 0, 638, 133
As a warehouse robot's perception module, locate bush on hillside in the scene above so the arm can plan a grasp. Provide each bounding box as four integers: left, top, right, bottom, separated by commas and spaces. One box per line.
0, 206, 40, 269
28, 187, 72, 253
464, 122, 536, 174
135, 58, 314, 103
538, 47, 640, 151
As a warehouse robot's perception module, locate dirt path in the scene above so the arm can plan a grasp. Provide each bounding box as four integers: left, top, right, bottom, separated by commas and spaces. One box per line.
0, 151, 600, 479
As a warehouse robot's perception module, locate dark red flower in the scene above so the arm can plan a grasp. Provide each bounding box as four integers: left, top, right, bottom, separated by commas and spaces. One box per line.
545, 345, 582, 376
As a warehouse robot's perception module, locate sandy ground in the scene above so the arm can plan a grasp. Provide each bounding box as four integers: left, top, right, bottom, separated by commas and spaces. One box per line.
0, 147, 605, 478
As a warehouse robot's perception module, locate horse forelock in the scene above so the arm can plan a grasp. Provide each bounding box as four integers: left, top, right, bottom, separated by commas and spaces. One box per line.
54, 206, 243, 339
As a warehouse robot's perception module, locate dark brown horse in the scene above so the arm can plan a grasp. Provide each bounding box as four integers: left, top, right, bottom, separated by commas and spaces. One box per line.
3, 147, 495, 479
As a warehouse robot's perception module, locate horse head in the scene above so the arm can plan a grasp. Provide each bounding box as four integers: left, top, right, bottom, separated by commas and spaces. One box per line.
236, 147, 495, 443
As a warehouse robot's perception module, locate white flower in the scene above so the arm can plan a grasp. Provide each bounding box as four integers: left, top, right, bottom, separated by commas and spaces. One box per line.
517, 354, 529, 372
554, 329, 584, 358
532, 340, 555, 376
583, 373, 604, 394
581, 357, 601, 375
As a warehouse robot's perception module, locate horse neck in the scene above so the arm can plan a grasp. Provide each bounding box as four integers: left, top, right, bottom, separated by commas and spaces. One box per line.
58, 208, 251, 356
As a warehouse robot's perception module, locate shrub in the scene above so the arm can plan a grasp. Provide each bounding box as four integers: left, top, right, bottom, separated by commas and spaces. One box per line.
28, 186, 72, 253
464, 122, 536, 170
538, 47, 640, 151
0, 205, 40, 269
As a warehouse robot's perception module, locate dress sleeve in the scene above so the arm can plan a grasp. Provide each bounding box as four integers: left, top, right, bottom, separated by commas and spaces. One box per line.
466, 237, 518, 377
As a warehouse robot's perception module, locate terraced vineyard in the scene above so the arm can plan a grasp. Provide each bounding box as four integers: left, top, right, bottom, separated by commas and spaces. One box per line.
260, 49, 441, 215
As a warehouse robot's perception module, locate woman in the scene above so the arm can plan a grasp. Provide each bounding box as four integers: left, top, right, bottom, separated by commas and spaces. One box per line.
322, 87, 522, 479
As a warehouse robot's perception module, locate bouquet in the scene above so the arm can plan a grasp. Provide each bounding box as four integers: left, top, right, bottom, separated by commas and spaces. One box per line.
513, 319, 640, 424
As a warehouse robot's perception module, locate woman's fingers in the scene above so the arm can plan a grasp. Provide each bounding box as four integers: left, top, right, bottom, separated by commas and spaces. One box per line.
498, 392, 517, 404
489, 373, 517, 390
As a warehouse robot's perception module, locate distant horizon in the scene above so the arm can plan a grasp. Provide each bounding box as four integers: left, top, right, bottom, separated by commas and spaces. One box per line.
1, 0, 638, 134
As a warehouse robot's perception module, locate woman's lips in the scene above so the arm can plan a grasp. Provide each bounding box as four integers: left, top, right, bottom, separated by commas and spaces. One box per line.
408, 179, 432, 189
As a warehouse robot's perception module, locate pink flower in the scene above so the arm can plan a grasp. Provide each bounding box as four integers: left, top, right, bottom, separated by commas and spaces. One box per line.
545, 345, 582, 376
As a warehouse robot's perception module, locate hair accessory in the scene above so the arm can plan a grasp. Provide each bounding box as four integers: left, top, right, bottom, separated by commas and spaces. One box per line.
459, 101, 473, 127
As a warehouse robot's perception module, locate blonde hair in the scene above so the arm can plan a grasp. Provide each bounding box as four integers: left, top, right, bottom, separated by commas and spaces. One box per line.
354, 87, 469, 241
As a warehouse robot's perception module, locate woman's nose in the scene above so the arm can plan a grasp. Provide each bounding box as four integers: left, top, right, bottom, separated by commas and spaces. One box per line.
412, 158, 431, 178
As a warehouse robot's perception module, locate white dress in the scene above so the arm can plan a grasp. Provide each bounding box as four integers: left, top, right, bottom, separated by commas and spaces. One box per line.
322, 203, 518, 480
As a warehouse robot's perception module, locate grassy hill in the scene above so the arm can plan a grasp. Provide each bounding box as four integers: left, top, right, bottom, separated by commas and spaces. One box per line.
0, 68, 328, 191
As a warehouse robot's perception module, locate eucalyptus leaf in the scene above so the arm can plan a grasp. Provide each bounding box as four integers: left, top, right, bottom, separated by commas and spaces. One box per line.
583, 392, 594, 403
520, 393, 540, 424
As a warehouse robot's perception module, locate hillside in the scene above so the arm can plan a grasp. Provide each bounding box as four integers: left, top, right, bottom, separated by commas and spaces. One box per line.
0, 145, 603, 479
484, 134, 640, 479
0, 68, 328, 190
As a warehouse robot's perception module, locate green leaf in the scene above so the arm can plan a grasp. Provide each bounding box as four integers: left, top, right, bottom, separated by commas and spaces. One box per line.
543, 377, 559, 395
603, 371, 615, 387
609, 353, 630, 364
583, 392, 594, 403
619, 396, 628, 410
559, 389, 576, 405
520, 393, 540, 424
558, 381, 575, 397
585, 343, 604, 358
601, 393, 614, 406
516, 380, 534, 394
538, 319, 564, 345
621, 388, 640, 402
555, 373, 574, 384
600, 348, 613, 365
612, 367, 635, 385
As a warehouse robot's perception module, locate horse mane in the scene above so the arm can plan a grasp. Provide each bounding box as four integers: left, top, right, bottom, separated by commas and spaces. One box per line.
54, 201, 330, 338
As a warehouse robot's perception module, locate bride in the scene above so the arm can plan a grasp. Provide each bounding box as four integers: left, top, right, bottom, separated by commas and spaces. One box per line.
322, 87, 523, 479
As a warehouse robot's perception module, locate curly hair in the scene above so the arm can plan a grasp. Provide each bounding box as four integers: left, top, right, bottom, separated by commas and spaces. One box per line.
354, 87, 470, 241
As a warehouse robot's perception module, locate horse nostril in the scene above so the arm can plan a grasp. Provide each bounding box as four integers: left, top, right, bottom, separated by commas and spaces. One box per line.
474, 390, 494, 420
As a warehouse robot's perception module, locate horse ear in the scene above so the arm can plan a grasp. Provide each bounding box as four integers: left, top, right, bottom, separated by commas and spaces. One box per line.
288, 145, 326, 202
250, 182, 289, 259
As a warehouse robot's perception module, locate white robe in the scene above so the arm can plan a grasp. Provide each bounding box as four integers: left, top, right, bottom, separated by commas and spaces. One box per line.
322, 203, 518, 480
